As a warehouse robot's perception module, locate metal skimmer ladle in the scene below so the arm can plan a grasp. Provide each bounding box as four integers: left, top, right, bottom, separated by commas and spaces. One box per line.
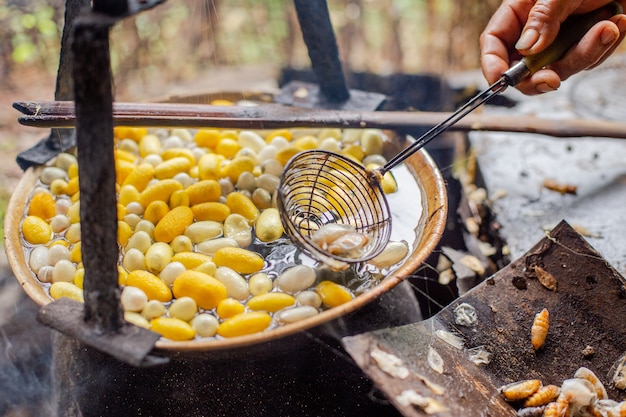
277, 2, 622, 270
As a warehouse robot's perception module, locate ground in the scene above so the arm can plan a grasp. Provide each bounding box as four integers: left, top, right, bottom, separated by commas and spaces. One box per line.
0, 68, 56, 198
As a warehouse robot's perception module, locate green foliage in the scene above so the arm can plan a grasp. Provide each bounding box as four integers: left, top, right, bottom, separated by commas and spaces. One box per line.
0, 1, 502, 92
0, 2, 61, 68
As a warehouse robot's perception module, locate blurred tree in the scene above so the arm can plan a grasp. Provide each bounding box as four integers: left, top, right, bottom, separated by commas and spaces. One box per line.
0, 0, 64, 88
1, 0, 511, 93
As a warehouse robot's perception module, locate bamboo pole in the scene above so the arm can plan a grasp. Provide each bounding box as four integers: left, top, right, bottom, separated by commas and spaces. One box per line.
13, 100, 626, 139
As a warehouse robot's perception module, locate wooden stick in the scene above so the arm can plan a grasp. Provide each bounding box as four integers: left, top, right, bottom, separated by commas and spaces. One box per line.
13, 100, 626, 139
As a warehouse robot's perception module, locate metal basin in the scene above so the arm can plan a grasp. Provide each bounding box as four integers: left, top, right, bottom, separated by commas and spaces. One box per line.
4, 92, 448, 355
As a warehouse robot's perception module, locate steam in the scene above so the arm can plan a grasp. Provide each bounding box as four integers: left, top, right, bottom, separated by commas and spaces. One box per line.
0, 267, 54, 416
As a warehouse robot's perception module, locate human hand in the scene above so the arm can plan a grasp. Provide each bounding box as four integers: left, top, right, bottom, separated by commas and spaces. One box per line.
480, 0, 626, 95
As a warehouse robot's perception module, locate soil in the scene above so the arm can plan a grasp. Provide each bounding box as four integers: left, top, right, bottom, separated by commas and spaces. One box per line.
0, 68, 56, 197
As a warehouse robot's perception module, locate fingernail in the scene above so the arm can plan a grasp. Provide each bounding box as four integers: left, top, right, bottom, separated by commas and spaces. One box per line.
617, 16, 626, 33
601, 27, 618, 45
516, 29, 539, 50
537, 82, 555, 93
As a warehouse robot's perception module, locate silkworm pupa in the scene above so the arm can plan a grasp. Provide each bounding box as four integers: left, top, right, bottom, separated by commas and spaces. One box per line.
523, 384, 560, 407
531, 308, 549, 351
499, 379, 541, 402
574, 367, 607, 400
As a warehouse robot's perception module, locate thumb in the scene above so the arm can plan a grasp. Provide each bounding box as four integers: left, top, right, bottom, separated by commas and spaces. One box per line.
515, 0, 582, 54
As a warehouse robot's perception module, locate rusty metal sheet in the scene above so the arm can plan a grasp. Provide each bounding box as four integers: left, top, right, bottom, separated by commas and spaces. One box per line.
343, 221, 626, 416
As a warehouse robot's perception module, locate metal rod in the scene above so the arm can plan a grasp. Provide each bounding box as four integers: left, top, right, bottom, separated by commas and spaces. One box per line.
35, 0, 170, 368
72, 13, 124, 331
380, 79, 508, 174
293, 0, 350, 103
16, 99, 626, 140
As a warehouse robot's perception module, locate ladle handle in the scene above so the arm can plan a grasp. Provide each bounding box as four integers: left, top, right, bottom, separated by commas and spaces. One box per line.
380, 0, 624, 174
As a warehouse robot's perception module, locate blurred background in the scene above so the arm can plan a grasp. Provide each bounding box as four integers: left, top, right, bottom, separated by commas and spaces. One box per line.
0, 0, 500, 92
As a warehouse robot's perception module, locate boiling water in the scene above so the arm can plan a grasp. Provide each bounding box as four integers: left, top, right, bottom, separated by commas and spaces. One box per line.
17, 136, 428, 340
250, 162, 425, 295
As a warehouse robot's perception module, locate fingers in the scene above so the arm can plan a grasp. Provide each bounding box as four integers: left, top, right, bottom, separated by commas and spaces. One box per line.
549, 15, 626, 80
515, 0, 578, 54
515, 14, 626, 95
516, 0, 616, 54
478, 0, 573, 87
480, 35, 515, 85
580, 14, 626, 69
480, 0, 626, 95
514, 69, 562, 95
479, 0, 533, 84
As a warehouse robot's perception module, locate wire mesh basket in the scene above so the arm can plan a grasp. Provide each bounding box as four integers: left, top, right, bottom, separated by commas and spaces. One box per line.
277, 150, 392, 269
